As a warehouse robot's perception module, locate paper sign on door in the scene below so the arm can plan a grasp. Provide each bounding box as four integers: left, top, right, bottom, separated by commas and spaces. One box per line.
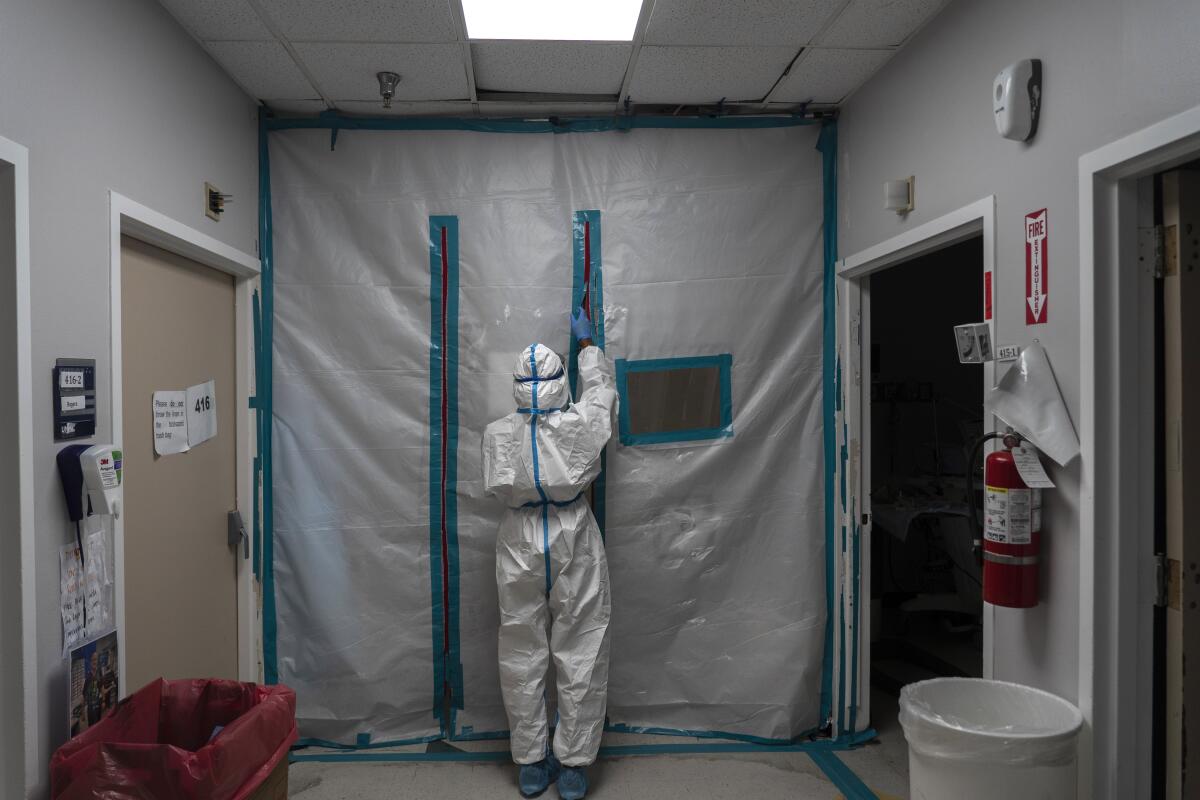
153, 391, 190, 456
153, 380, 217, 455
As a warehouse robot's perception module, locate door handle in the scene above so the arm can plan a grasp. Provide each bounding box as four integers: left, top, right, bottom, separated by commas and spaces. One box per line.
227, 510, 248, 559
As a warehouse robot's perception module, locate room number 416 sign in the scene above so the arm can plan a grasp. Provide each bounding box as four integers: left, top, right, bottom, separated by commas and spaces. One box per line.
185, 379, 217, 446
1025, 208, 1048, 325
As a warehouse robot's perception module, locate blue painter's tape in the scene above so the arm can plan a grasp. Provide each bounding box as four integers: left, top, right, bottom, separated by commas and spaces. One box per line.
266, 111, 822, 135
450, 727, 512, 742
293, 733, 442, 751
428, 216, 463, 727
817, 119, 838, 728
809, 750, 879, 800
443, 218, 464, 712
258, 108, 279, 685
613, 354, 734, 446
427, 218, 447, 729
568, 210, 608, 537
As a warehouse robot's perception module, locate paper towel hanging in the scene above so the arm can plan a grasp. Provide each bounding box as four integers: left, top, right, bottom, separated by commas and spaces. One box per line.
986, 342, 1080, 466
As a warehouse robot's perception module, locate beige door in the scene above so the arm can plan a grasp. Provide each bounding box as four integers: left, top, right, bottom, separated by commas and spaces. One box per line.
121, 235, 238, 690
1162, 172, 1200, 799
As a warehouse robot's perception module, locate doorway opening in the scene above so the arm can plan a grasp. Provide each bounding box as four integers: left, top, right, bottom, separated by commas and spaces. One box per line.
867, 236, 985, 698
1151, 166, 1200, 800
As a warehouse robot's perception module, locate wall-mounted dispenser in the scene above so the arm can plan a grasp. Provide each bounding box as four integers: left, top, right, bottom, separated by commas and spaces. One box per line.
993, 58, 1042, 142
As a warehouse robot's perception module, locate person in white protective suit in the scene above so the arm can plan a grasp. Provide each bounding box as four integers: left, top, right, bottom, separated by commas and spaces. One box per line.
482, 308, 618, 800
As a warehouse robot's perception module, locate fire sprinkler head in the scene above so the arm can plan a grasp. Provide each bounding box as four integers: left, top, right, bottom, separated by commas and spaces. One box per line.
377, 71, 401, 109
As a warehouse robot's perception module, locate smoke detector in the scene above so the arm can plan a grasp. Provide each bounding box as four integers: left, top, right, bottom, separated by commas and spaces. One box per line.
377, 71, 401, 109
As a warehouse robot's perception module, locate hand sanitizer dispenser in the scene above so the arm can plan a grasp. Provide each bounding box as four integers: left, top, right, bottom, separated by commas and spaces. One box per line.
58, 444, 123, 521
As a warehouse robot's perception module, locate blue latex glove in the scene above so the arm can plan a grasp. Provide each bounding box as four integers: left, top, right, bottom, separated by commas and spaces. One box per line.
570, 306, 593, 341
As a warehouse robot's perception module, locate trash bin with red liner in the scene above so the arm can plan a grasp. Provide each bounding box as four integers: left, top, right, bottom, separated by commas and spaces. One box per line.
51, 678, 298, 800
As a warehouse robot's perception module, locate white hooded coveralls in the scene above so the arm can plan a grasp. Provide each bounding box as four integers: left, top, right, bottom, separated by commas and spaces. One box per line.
483, 343, 618, 766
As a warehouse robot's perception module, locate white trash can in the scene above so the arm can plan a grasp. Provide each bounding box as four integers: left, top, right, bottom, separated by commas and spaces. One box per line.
899, 678, 1083, 800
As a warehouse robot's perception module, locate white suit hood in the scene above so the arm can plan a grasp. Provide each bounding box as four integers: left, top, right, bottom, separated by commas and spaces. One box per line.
512, 343, 570, 411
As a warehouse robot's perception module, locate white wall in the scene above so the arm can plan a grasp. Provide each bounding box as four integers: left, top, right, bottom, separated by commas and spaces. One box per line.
840, 0, 1200, 703
0, 1, 256, 795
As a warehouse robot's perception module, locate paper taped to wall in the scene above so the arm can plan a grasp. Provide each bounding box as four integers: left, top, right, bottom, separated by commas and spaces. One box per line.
986, 342, 1079, 466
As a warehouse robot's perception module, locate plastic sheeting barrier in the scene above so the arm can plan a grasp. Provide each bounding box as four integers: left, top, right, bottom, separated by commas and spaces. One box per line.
267, 124, 830, 746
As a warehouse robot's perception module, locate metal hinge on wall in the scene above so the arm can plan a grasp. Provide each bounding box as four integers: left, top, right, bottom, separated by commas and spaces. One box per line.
1140, 225, 1178, 279
1155, 552, 1181, 609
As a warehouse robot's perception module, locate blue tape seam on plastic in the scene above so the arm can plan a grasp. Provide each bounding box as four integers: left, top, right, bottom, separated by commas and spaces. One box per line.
266, 111, 821, 136
816, 119, 838, 729
568, 210, 608, 538
427, 218, 447, 730
444, 219, 464, 715
258, 108, 279, 685
808, 750, 879, 800
613, 354, 733, 446
527, 345, 553, 597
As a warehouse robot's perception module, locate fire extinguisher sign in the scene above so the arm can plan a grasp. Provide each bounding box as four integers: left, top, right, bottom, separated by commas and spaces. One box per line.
1025, 208, 1048, 325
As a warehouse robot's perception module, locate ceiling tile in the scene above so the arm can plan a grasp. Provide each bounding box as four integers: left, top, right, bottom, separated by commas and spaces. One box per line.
294, 42, 470, 101
772, 47, 894, 103
254, 0, 458, 42
644, 0, 844, 46
627, 46, 796, 105
204, 41, 317, 99
264, 99, 329, 114
471, 42, 631, 96
818, 0, 950, 48
157, 0, 272, 41
334, 100, 477, 116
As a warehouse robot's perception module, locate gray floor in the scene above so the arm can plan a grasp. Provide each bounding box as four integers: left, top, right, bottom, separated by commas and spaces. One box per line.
288, 689, 910, 800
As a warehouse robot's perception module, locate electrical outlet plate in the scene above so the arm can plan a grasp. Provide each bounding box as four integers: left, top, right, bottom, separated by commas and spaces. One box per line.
205, 181, 221, 222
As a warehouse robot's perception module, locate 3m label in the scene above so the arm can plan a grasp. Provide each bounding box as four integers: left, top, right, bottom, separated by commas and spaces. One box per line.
984, 485, 1034, 545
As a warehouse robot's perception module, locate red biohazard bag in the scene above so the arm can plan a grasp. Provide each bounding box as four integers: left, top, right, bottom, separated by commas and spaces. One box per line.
50, 678, 298, 800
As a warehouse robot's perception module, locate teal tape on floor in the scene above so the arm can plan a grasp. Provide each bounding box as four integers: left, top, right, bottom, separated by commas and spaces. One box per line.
290, 729, 878, 764
809, 750, 879, 800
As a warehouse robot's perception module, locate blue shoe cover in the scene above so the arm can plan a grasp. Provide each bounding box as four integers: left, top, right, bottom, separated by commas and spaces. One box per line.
518, 753, 561, 797
556, 766, 588, 800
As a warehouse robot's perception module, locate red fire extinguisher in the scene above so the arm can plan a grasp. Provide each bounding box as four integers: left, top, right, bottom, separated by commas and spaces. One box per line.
977, 432, 1041, 608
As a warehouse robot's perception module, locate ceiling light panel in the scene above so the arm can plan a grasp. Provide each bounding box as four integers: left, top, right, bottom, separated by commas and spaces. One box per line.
461, 0, 644, 41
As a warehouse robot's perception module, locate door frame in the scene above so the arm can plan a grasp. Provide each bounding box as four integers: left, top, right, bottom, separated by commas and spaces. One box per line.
108, 192, 260, 693
1077, 103, 1200, 800
837, 196, 998, 731
0, 133, 37, 796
